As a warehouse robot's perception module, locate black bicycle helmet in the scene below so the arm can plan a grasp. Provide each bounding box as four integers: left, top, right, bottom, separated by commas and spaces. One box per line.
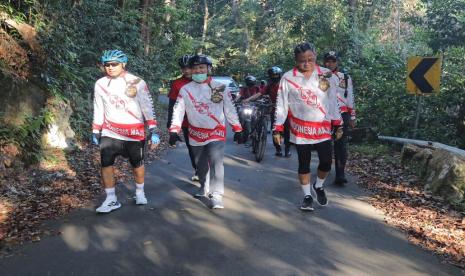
267, 66, 283, 79
178, 54, 192, 68
323, 51, 338, 61
188, 54, 213, 67
244, 75, 257, 86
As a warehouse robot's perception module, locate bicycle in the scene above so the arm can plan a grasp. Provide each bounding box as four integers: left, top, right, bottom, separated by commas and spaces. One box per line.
236, 96, 272, 162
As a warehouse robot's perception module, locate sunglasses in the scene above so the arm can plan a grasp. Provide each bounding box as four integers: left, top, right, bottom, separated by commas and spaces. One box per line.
104, 62, 121, 68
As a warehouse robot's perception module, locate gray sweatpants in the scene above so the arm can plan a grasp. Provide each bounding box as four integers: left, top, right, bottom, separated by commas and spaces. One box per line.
191, 141, 225, 197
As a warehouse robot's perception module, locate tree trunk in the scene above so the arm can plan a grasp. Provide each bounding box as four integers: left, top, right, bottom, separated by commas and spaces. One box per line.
348, 0, 357, 26
199, 0, 209, 54
164, 0, 174, 23
231, 0, 239, 24
117, 0, 125, 9
140, 0, 153, 56
457, 102, 465, 149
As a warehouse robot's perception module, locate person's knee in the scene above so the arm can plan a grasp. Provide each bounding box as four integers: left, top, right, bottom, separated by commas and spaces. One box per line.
129, 158, 144, 168
298, 165, 310, 174
101, 152, 116, 167
318, 161, 331, 172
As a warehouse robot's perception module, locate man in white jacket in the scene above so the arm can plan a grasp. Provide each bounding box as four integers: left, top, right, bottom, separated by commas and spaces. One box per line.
169, 54, 243, 209
273, 42, 343, 211
92, 50, 160, 213
324, 51, 356, 186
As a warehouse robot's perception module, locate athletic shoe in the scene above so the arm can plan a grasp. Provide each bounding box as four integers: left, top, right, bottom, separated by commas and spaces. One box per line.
191, 174, 200, 182
275, 150, 283, 157
96, 198, 121, 213
334, 177, 347, 186
211, 196, 224, 209
284, 149, 292, 158
135, 192, 148, 205
312, 182, 328, 206
194, 187, 209, 198
300, 195, 314, 211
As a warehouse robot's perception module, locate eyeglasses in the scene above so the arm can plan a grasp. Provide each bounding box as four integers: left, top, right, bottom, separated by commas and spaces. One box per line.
296, 58, 315, 65
104, 63, 121, 68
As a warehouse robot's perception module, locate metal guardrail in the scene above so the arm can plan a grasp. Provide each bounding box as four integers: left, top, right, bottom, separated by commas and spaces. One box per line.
378, 135, 465, 158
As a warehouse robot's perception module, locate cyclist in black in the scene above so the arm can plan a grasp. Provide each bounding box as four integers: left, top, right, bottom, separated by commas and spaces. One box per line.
324, 51, 356, 185
263, 66, 291, 157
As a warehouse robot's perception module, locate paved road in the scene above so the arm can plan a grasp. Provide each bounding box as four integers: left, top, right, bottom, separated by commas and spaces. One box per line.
0, 130, 461, 275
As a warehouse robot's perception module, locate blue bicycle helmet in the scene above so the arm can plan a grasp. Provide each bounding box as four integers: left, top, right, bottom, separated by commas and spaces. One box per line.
188, 54, 213, 67
101, 50, 128, 64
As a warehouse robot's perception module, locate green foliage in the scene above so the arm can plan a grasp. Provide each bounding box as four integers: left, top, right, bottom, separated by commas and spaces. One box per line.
2, 0, 465, 159
419, 0, 465, 51
0, 108, 53, 164
351, 142, 394, 158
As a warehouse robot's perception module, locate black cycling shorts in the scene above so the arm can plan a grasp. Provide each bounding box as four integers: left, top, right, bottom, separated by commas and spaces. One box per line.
100, 137, 145, 168
295, 140, 332, 174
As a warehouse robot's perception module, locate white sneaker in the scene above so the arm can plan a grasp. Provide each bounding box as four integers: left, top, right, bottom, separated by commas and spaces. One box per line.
191, 174, 199, 182
211, 196, 224, 209
96, 198, 121, 213
135, 192, 148, 205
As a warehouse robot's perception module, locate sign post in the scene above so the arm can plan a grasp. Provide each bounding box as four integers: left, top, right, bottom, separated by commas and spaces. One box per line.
406, 57, 442, 138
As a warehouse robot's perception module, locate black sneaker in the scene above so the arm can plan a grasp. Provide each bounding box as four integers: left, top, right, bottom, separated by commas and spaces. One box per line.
275, 150, 283, 157
284, 149, 292, 158
300, 195, 314, 211
312, 182, 328, 206
334, 177, 346, 186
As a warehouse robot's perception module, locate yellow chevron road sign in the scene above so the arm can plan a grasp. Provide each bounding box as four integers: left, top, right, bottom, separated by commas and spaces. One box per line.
407, 57, 442, 95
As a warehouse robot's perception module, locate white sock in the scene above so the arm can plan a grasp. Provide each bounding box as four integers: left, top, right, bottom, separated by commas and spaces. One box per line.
315, 177, 326, 188
301, 183, 311, 196
135, 182, 144, 195
105, 187, 116, 201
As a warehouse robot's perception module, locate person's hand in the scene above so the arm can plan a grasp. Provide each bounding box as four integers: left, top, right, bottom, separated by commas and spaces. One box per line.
349, 120, 355, 129
272, 131, 282, 146
91, 133, 101, 146
147, 128, 160, 150
169, 132, 180, 147
334, 127, 344, 141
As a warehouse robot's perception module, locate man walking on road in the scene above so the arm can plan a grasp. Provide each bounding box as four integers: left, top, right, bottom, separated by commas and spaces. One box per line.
324, 51, 356, 186
169, 54, 243, 209
273, 42, 343, 211
167, 55, 199, 182
92, 50, 160, 213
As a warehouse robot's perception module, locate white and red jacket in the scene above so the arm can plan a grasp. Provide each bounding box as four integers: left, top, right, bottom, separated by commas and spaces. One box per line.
92, 72, 157, 141
169, 77, 242, 146
274, 66, 342, 145
332, 69, 356, 120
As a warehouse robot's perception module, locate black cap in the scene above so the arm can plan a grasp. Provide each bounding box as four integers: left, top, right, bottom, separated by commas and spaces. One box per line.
323, 51, 338, 61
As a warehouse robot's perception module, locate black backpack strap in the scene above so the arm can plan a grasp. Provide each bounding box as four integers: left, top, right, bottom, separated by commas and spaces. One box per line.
344, 73, 349, 98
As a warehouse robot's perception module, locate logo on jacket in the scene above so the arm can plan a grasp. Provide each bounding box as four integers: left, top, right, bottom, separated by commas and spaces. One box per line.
299, 88, 318, 108
109, 95, 126, 110
194, 101, 211, 115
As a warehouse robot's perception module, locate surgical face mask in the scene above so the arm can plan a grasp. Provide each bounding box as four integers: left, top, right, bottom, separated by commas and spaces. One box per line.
192, 73, 208, 83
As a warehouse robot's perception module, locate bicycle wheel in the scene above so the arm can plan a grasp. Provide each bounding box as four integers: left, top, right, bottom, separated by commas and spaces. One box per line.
255, 118, 268, 162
